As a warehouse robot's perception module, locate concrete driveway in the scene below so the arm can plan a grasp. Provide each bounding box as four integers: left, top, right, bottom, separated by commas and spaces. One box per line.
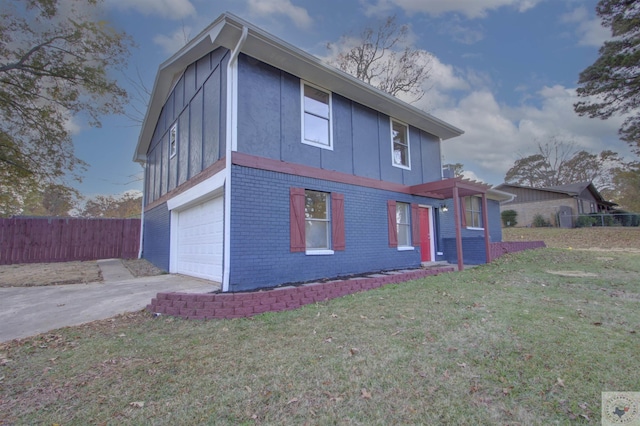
0, 260, 219, 343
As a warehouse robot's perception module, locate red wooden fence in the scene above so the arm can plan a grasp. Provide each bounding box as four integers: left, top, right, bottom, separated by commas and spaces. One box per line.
0, 217, 141, 265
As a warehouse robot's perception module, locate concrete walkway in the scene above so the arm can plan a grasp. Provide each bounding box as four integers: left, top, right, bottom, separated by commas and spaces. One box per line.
0, 260, 220, 343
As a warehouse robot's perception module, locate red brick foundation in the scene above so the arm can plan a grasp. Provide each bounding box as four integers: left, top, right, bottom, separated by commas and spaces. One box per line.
490, 240, 546, 260
147, 267, 454, 320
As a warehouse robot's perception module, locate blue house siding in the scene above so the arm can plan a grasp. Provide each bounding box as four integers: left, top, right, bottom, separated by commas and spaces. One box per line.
236, 54, 439, 188
144, 47, 229, 207
142, 202, 171, 272
228, 165, 441, 291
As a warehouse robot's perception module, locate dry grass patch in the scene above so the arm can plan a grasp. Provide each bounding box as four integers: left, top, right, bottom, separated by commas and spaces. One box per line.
1, 248, 639, 424
0, 258, 165, 288
0, 261, 102, 287
503, 226, 640, 250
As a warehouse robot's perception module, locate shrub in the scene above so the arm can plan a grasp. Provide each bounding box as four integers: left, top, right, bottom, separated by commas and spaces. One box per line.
575, 214, 596, 228
531, 214, 550, 228
501, 210, 518, 227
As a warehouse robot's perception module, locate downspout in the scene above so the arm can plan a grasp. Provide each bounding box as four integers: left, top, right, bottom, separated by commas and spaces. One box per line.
137, 161, 146, 259
222, 25, 248, 292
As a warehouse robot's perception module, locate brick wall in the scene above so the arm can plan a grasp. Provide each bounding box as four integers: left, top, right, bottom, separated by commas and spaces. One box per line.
148, 266, 454, 320
229, 165, 447, 291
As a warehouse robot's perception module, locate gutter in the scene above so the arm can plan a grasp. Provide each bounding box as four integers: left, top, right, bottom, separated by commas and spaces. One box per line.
222, 25, 248, 292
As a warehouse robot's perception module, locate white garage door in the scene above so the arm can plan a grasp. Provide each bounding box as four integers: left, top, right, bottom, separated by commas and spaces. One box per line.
175, 196, 223, 282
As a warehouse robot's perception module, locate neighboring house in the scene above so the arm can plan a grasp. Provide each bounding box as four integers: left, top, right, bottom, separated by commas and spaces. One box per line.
495, 182, 617, 228
134, 13, 511, 292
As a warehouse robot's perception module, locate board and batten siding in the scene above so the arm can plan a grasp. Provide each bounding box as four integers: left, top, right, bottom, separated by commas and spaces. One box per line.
145, 47, 230, 207
236, 53, 443, 187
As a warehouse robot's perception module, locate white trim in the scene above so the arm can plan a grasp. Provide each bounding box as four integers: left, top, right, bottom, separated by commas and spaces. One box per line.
390, 118, 411, 170
301, 80, 333, 151
221, 25, 248, 292
306, 250, 334, 256
466, 227, 485, 231
166, 171, 225, 211
397, 246, 415, 251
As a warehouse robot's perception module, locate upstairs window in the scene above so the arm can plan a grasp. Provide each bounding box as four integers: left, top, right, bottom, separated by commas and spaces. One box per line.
169, 123, 177, 158
391, 119, 410, 169
464, 196, 483, 228
302, 82, 332, 149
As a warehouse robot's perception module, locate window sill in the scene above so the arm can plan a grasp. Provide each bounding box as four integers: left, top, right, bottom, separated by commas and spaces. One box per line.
397, 246, 414, 251
465, 227, 485, 231
306, 249, 335, 256
392, 163, 411, 171
302, 140, 333, 151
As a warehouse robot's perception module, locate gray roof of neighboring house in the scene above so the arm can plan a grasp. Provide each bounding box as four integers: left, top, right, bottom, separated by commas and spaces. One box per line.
495, 181, 617, 206
134, 12, 464, 162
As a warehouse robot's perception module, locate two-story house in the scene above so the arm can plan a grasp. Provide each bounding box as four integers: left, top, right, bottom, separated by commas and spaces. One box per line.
134, 13, 509, 292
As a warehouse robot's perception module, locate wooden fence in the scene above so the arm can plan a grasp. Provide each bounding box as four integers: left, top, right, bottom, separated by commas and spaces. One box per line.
0, 217, 141, 265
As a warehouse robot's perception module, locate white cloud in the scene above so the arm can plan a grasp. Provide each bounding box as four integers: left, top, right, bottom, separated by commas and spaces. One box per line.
361, 0, 544, 19
153, 27, 192, 55
436, 84, 629, 185
247, 0, 312, 29
561, 6, 610, 47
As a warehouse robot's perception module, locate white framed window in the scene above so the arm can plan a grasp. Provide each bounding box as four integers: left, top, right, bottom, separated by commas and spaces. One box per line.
396, 202, 412, 247
305, 190, 332, 252
169, 123, 178, 159
302, 82, 333, 150
391, 119, 410, 169
464, 196, 483, 229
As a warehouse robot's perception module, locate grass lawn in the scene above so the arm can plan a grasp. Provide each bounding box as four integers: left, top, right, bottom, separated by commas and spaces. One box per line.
1, 248, 639, 424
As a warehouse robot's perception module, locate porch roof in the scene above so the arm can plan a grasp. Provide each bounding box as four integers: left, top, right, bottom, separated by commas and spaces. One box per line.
410, 177, 492, 199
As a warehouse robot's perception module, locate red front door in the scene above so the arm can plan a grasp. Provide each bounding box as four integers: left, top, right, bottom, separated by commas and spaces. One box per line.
419, 208, 432, 262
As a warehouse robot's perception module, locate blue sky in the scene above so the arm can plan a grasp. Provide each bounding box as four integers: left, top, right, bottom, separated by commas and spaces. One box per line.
71, 0, 632, 197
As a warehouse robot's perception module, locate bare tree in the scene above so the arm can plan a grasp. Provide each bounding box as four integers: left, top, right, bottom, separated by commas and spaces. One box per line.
327, 16, 432, 102
504, 137, 626, 190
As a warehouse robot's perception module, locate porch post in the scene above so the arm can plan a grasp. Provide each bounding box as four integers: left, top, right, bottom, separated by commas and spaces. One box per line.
481, 193, 491, 263
453, 186, 464, 271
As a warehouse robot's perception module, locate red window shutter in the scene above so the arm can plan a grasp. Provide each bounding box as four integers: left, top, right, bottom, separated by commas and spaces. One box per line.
331, 193, 345, 251
290, 188, 306, 252
411, 203, 420, 247
387, 200, 398, 248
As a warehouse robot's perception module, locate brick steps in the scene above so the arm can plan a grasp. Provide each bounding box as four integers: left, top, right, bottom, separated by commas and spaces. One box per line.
147, 266, 454, 320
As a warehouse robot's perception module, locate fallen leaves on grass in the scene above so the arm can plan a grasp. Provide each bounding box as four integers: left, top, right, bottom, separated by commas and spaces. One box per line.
129, 401, 145, 408
361, 389, 372, 399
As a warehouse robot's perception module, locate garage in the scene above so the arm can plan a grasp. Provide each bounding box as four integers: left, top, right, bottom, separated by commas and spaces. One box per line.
174, 196, 224, 282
